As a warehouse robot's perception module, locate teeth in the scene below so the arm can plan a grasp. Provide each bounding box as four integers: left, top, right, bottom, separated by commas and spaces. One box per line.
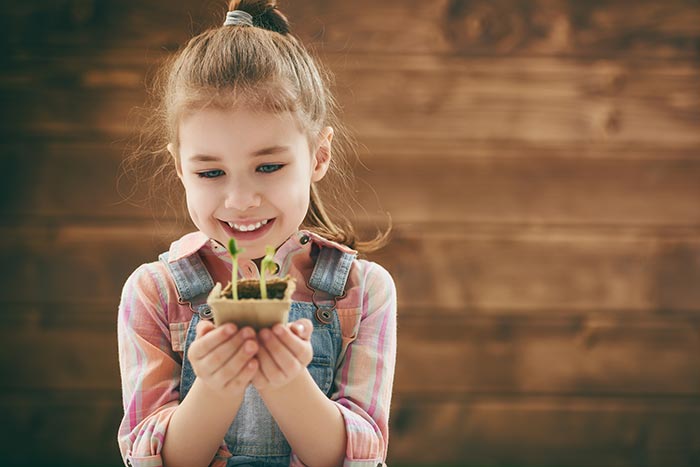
226, 219, 269, 232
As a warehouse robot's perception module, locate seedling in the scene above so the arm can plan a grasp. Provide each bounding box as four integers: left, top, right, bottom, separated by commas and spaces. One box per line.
227, 238, 245, 300
207, 239, 295, 329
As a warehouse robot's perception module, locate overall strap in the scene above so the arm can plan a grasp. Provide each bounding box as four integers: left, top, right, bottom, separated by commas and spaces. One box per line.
158, 251, 215, 320
309, 246, 355, 296
307, 246, 356, 324
159, 251, 211, 403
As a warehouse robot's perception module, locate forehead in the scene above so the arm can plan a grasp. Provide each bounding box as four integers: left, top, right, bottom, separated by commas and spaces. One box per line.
178, 107, 308, 156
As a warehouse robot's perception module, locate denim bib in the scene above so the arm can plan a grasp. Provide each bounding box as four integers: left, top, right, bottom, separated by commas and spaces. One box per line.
159, 243, 354, 466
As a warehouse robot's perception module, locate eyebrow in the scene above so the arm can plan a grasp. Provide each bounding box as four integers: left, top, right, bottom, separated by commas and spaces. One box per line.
189, 154, 221, 162
252, 145, 291, 157
189, 145, 291, 162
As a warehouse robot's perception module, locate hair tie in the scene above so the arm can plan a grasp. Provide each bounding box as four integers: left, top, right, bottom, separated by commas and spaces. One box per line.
224, 10, 254, 27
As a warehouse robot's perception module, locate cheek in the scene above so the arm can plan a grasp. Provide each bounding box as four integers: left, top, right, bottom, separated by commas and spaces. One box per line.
183, 181, 216, 215
184, 191, 203, 224
271, 176, 310, 206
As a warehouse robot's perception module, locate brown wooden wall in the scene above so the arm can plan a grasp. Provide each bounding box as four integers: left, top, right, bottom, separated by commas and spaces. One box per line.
2, 0, 699, 466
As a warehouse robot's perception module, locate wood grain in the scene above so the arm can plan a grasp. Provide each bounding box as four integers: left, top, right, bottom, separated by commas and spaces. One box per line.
394, 315, 700, 396
1, 391, 698, 466
294, 0, 700, 58
3, 0, 698, 58
3, 141, 700, 227
3, 225, 699, 312
1, 0, 699, 465
388, 396, 700, 466
361, 155, 700, 226
3, 306, 699, 397
2, 56, 699, 143
0, 391, 123, 466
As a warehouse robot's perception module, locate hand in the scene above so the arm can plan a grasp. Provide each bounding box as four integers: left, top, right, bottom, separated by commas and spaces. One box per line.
252, 319, 314, 392
187, 320, 259, 396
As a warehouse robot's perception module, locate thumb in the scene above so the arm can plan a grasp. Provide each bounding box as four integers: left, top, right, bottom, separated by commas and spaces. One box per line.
195, 319, 215, 339
290, 318, 313, 341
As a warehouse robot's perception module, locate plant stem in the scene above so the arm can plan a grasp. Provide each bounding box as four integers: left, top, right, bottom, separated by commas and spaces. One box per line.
260, 271, 268, 300
232, 259, 239, 300
260, 245, 276, 300
227, 238, 244, 300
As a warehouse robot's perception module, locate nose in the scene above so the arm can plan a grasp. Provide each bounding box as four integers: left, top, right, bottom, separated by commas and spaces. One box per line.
224, 177, 262, 211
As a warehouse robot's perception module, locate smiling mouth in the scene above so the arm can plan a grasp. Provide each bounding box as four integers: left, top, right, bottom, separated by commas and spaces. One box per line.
225, 219, 270, 232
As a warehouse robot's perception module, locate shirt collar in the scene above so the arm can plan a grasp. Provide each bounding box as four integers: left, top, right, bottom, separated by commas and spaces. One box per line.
166, 231, 210, 262
300, 230, 357, 255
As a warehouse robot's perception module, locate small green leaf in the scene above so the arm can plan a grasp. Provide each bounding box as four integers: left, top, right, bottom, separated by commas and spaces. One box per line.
261, 246, 276, 274
228, 238, 243, 257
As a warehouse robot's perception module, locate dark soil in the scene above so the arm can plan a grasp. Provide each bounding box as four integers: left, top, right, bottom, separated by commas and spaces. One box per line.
223, 278, 289, 300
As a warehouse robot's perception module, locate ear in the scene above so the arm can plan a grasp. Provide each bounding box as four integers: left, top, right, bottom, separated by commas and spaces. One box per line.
311, 126, 333, 183
167, 143, 183, 179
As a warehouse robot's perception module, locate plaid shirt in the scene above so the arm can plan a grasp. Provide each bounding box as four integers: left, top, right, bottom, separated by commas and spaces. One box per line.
117, 230, 397, 467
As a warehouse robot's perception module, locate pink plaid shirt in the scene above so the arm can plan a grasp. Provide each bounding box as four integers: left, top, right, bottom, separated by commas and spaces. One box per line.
117, 230, 397, 467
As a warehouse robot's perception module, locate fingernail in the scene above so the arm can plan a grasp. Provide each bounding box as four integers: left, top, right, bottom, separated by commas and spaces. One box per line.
245, 341, 256, 353
296, 324, 304, 334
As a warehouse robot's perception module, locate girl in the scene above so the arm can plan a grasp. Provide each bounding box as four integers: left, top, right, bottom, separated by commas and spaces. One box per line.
117, 1, 397, 467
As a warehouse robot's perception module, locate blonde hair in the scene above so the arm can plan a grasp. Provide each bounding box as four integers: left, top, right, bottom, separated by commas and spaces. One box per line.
123, 0, 390, 253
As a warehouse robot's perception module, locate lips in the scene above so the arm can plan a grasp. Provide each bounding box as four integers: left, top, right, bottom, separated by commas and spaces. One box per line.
219, 217, 275, 241
226, 219, 269, 232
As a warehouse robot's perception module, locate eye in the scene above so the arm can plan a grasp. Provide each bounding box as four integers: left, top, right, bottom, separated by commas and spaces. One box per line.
197, 169, 225, 179
256, 164, 284, 174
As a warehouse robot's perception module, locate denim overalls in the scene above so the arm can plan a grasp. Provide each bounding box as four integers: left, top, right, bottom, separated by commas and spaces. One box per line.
159, 240, 355, 466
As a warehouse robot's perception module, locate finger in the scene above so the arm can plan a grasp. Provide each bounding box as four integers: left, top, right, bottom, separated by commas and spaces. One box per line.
218, 340, 258, 389
223, 356, 258, 391
189, 323, 238, 361
200, 327, 256, 376
251, 358, 269, 388
256, 341, 287, 382
289, 319, 313, 341
195, 319, 216, 338
271, 324, 306, 360
259, 327, 297, 376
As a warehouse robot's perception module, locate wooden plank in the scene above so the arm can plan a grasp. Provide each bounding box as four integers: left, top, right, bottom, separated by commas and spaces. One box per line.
2, 224, 700, 312
2, 305, 698, 396
2, 141, 700, 227
393, 315, 700, 396
371, 227, 700, 312
362, 155, 700, 226
0, 307, 120, 392
334, 56, 700, 145
1, 391, 699, 466
0, 141, 160, 220
2, 56, 699, 144
0, 391, 123, 466
0, 225, 174, 303
294, 0, 700, 58
360, 138, 700, 160
388, 396, 700, 466
3, 0, 699, 58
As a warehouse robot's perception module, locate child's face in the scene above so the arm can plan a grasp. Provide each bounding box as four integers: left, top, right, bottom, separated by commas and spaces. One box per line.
171, 107, 332, 261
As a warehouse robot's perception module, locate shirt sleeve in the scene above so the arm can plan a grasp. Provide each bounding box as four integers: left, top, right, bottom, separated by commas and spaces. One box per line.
327, 261, 398, 466
117, 263, 231, 467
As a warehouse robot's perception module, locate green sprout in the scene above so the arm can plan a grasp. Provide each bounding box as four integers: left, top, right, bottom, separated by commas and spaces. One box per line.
259, 245, 277, 300
227, 238, 245, 300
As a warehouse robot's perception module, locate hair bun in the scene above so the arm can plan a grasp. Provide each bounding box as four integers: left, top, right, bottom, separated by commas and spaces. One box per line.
227, 0, 290, 35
